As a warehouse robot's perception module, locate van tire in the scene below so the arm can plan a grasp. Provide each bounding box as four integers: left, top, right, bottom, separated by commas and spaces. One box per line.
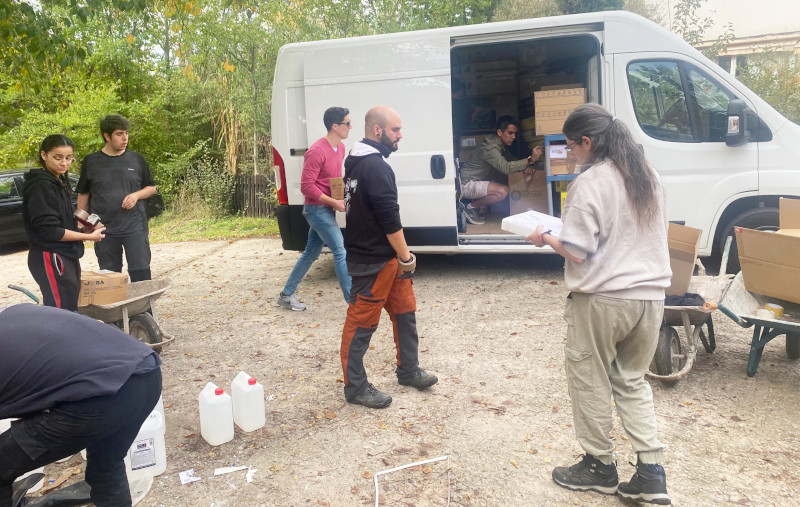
717, 207, 779, 273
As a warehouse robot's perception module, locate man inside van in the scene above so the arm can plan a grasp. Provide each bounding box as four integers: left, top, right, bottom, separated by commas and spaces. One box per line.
460, 115, 543, 225
340, 105, 438, 409
0, 304, 161, 507
77, 114, 157, 283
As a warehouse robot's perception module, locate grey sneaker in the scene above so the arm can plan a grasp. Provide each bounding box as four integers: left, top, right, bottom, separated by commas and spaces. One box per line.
463, 205, 485, 225
617, 461, 671, 505
346, 383, 392, 409
277, 292, 306, 311
398, 368, 438, 390
552, 454, 619, 495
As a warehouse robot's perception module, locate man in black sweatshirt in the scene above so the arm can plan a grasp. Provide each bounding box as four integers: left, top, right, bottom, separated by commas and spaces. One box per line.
340, 105, 438, 409
0, 304, 161, 507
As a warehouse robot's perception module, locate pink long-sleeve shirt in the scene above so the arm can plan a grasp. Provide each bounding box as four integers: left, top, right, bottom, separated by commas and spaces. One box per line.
300, 137, 345, 206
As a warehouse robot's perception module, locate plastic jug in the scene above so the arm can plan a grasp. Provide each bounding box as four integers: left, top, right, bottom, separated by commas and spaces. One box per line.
231, 371, 266, 432
125, 409, 167, 479
199, 382, 234, 445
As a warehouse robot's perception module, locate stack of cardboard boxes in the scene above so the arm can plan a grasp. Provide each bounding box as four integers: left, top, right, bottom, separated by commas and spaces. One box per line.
534, 87, 587, 135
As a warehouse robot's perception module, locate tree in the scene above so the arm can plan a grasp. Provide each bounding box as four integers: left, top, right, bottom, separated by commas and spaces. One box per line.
556, 0, 623, 14
738, 52, 800, 124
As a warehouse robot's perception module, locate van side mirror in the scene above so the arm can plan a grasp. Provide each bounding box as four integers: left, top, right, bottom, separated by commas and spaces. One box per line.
726, 99, 752, 147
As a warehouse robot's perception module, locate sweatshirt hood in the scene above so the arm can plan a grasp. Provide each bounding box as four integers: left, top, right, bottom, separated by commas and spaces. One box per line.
22, 168, 68, 197
345, 139, 393, 171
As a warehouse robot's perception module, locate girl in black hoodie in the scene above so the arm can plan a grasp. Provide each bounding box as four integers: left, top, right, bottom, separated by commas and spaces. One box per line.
23, 135, 106, 311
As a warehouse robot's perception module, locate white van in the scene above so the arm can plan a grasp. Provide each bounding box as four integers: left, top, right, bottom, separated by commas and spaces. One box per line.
271, 11, 800, 268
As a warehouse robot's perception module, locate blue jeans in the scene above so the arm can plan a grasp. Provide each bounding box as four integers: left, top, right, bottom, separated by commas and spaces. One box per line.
282, 205, 351, 302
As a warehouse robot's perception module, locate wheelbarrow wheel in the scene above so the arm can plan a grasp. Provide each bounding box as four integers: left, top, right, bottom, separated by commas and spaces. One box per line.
787, 333, 800, 360
652, 325, 683, 386
129, 313, 163, 353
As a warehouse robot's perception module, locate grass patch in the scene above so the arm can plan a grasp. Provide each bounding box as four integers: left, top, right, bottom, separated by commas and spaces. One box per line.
148, 210, 279, 243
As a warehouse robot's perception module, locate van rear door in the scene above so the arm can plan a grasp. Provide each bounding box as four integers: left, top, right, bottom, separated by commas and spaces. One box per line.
614, 53, 758, 255
301, 36, 459, 250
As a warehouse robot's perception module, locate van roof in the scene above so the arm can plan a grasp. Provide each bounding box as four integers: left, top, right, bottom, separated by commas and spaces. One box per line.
280, 11, 693, 56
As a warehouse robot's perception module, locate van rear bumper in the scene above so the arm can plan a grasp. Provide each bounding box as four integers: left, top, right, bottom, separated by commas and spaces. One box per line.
276, 204, 309, 251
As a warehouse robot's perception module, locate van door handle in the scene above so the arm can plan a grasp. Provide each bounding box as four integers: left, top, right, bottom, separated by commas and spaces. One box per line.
430, 155, 446, 179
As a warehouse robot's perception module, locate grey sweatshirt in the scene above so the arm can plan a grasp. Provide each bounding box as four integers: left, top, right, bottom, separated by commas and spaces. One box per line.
559, 159, 672, 300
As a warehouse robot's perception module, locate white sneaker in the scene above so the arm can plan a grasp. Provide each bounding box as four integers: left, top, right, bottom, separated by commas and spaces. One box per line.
277, 293, 306, 311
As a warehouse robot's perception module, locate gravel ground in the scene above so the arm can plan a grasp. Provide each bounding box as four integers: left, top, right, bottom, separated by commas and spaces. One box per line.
1, 238, 799, 506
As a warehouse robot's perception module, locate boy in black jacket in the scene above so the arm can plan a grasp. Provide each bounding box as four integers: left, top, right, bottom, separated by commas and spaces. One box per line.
340, 105, 437, 409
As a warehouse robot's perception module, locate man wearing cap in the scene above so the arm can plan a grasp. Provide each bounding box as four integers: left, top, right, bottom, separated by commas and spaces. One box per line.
0, 304, 161, 507
339, 105, 438, 409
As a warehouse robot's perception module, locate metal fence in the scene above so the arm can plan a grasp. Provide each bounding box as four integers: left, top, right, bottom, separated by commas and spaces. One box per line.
234, 174, 274, 217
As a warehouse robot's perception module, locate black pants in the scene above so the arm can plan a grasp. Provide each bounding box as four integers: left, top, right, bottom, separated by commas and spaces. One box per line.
0, 368, 162, 507
27, 250, 81, 312
95, 232, 152, 282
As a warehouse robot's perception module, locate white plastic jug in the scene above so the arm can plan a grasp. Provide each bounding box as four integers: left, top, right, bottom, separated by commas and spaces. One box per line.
199, 382, 234, 446
231, 371, 266, 432
125, 409, 167, 479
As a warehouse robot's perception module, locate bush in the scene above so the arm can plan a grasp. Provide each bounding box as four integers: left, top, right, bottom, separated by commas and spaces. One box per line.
174, 156, 235, 218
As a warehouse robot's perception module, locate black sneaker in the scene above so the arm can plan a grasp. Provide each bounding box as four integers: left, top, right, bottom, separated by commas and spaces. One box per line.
398, 368, 438, 390
618, 461, 671, 505
552, 454, 619, 495
463, 205, 485, 225
346, 383, 392, 409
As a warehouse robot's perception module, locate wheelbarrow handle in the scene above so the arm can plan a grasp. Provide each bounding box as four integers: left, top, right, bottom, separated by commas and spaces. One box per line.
710, 302, 748, 327
7, 284, 41, 304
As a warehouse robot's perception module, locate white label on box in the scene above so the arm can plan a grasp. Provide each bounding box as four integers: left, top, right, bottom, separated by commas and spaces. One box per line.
130, 437, 156, 470
461, 138, 477, 147
549, 146, 567, 159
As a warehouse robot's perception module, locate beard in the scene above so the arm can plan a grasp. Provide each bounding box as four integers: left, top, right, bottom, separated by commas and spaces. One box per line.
380, 132, 399, 152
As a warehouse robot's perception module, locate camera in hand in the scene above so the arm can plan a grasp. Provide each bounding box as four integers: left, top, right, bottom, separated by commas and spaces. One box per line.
74, 210, 102, 231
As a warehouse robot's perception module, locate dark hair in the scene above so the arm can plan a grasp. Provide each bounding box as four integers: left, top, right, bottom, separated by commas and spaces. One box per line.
99, 114, 130, 139
38, 134, 75, 167
562, 103, 660, 227
496, 115, 519, 132
323, 107, 349, 131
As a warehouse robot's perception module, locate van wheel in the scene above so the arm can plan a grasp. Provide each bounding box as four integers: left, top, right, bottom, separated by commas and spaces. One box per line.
717, 207, 779, 274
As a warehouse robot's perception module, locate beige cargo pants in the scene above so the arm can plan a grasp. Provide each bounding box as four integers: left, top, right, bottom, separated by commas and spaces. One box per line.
563, 292, 666, 466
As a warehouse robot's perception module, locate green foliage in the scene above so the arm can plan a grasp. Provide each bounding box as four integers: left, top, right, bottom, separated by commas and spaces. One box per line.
148, 210, 279, 243
738, 53, 800, 124
556, 0, 623, 14
177, 156, 236, 218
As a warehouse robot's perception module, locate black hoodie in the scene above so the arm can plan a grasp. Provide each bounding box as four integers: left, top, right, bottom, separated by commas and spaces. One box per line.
343, 139, 403, 264
22, 169, 84, 259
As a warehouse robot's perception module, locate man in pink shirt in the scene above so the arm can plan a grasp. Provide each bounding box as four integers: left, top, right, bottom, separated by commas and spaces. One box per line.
277, 107, 352, 311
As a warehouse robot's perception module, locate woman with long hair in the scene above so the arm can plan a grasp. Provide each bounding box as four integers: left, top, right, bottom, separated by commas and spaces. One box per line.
528, 104, 672, 505
23, 134, 106, 311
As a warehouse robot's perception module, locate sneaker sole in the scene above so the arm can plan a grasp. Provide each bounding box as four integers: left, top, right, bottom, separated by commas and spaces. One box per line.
462, 211, 485, 225
398, 377, 438, 390
552, 476, 618, 495
617, 491, 671, 504
277, 302, 306, 311
346, 397, 392, 409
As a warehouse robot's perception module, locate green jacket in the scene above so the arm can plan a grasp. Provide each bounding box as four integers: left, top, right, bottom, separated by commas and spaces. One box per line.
460, 135, 528, 184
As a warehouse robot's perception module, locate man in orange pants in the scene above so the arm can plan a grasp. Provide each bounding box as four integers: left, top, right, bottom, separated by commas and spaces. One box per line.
340, 105, 438, 409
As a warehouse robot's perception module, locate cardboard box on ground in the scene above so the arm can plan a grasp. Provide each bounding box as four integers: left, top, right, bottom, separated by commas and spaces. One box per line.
79, 270, 129, 306
508, 171, 548, 215
735, 198, 800, 304
666, 223, 702, 297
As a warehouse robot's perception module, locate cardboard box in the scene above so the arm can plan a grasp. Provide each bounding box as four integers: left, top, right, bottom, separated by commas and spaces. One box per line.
508, 170, 548, 215
458, 135, 489, 164
735, 198, 800, 304
666, 223, 702, 297
329, 177, 344, 200
534, 88, 586, 135
79, 270, 129, 306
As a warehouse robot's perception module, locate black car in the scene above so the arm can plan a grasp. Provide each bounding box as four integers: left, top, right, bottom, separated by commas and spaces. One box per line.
0, 169, 164, 247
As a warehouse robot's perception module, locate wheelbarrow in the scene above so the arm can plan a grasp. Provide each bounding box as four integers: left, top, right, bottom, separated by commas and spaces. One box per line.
705, 271, 800, 377
8, 279, 174, 353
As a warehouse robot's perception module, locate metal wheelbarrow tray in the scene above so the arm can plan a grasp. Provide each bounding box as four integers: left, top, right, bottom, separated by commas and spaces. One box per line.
78, 279, 175, 352
709, 272, 800, 377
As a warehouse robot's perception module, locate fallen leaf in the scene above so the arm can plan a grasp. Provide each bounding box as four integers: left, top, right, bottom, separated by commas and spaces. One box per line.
730, 415, 743, 422
422, 467, 432, 474
552, 406, 559, 413
549, 281, 558, 285
362, 470, 372, 479
184, 433, 196, 439
270, 463, 280, 472
325, 412, 336, 419
510, 460, 518, 468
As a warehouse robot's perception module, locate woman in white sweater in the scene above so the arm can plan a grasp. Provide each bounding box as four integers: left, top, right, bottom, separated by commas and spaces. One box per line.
528, 103, 672, 505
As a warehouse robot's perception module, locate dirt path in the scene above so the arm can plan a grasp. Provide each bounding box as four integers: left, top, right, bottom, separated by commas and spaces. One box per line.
2, 238, 799, 506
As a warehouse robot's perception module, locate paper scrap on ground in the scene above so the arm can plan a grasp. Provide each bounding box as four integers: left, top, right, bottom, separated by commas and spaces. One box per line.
213, 466, 248, 476
245, 468, 258, 483
179, 469, 201, 485
501, 210, 563, 238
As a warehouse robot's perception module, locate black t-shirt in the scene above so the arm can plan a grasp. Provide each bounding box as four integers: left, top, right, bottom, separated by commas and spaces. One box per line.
0, 304, 159, 420
77, 149, 155, 236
